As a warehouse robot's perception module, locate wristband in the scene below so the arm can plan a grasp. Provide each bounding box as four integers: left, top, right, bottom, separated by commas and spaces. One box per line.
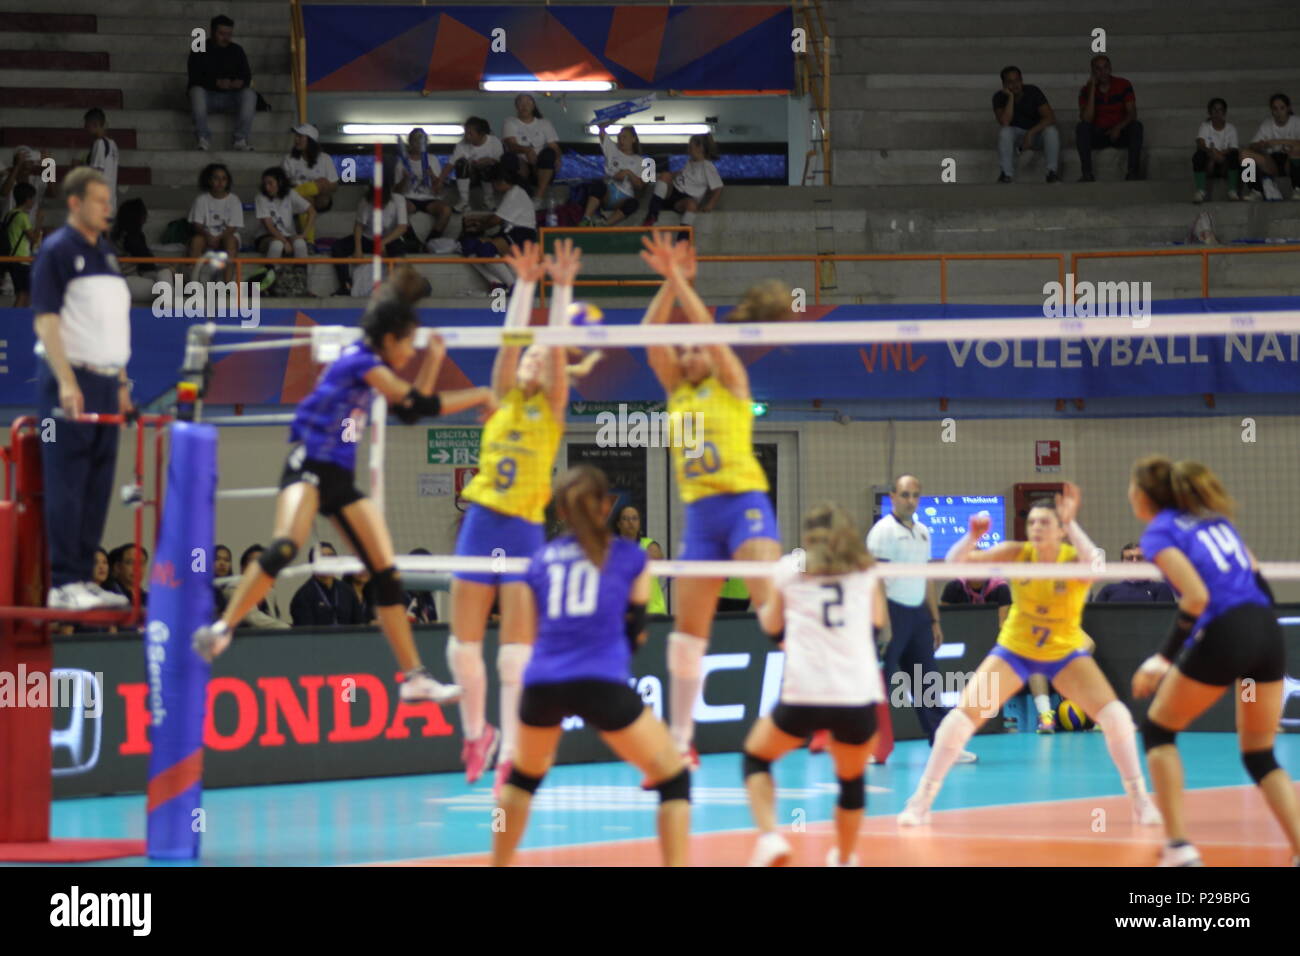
1159, 608, 1197, 662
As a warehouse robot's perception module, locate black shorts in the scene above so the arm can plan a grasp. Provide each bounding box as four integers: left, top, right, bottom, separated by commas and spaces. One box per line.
279, 445, 364, 517
1177, 602, 1286, 686
6, 262, 30, 293
520, 679, 645, 732
771, 701, 878, 745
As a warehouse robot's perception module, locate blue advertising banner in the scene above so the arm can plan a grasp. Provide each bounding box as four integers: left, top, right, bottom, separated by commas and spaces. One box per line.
2, 298, 1298, 409
144, 422, 217, 859
303, 4, 794, 93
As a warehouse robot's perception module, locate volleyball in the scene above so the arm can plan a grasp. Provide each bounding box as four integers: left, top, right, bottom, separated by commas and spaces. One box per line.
1057, 699, 1090, 731
567, 302, 604, 326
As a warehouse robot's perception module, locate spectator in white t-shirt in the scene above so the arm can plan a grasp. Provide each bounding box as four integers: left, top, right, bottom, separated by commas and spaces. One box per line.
441, 116, 504, 213
465, 166, 538, 254
501, 94, 561, 207
1241, 93, 1300, 201
254, 166, 312, 265
395, 128, 451, 244
644, 133, 722, 231
331, 161, 409, 296
83, 109, 119, 216
187, 162, 243, 281
580, 126, 647, 226
1192, 98, 1241, 203
282, 123, 338, 240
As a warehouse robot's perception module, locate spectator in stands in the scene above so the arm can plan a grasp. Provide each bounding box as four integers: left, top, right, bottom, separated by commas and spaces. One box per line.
282, 124, 339, 240
1093, 542, 1176, 601
616, 505, 667, 613
441, 117, 503, 213
187, 163, 242, 281
73, 548, 117, 634
1076, 55, 1143, 181
212, 544, 232, 614
1240, 93, 1300, 201
1193, 98, 1241, 203
940, 577, 1012, 614
254, 165, 312, 289
32, 168, 131, 612
501, 94, 561, 207
581, 126, 647, 226
1, 147, 53, 237
643, 133, 723, 229
1, 183, 38, 307
228, 544, 289, 628
187, 14, 256, 151
404, 547, 439, 623
331, 158, 408, 296
395, 128, 451, 245
111, 197, 175, 302
290, 542, 367, 627
83, 108, 119, 216
992, 66, 1059, 183
106, 543, 149, 605
465, 165, 538, 253
345, 569, 378, 625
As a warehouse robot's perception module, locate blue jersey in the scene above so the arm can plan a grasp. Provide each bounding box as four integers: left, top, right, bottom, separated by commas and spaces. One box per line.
1140, 509, 1268, 640
289, 342, 382, 470
524, 535, 647, 686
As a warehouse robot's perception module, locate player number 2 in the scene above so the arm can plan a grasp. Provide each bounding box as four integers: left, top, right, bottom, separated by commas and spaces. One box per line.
546, 560, 599, 619
1031, 625, 1051, 647
821, 582, 845, 628
495, 457, 517, 491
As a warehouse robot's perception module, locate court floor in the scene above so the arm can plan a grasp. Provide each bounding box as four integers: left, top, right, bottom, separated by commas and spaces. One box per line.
37, 732, 1300, 866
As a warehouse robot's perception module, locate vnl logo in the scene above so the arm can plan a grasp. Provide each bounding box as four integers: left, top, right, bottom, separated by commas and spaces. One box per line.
594, 404, 705, 458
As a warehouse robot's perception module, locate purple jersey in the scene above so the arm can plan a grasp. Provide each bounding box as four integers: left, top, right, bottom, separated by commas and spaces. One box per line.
1140, 509, 1268, 640
524, 535, 647, 686
289, 342, 381, 470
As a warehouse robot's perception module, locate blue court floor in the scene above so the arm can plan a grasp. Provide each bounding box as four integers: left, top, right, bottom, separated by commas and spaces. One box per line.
26, 732, 1300, 866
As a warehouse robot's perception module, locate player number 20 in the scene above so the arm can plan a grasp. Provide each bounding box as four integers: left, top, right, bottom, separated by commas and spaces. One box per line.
546, 560, 600, 619
682, 442, 722, 479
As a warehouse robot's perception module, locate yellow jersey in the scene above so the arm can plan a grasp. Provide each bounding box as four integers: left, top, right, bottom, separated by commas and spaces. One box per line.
668, 375, 769, 503
998, 542, 1091, 661
460, 388, 562, 523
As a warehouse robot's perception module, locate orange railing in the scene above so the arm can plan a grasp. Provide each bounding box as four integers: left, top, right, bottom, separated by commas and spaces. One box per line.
1072, 245, 1300, 299
6, 243, 1300, 306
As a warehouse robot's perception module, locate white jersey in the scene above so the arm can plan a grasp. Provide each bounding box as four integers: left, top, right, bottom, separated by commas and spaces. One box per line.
774, 560, 884, 706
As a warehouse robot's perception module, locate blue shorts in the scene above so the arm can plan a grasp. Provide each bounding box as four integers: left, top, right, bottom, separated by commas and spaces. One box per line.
453, 503, 543, 584
680, 491, 779, 561
989, 644, 1091, 683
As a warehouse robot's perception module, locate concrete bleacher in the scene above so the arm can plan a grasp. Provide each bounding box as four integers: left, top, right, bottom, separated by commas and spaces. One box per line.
3, 0, 1300, 308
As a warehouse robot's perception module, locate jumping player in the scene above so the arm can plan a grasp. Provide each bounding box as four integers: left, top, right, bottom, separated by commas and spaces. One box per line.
192, 289, 493, 705
492, 465, 690, 866
446, 239, 579, 792
1129, 456, 1300, 867
638, 232, 784, 766
744, 504, 887, 867
898, 483, 1161, 826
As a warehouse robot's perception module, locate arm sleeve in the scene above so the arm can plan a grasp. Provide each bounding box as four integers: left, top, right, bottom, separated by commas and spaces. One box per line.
321, 155, 339, 183
30, 246, 66, 315
705, 162, 724, 190
865, 523, 886, 560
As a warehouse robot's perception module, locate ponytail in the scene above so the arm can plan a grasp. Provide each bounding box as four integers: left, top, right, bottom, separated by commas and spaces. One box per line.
1133, 455, 1234, 518
801, 503, 872, 576
555, 465, 612, 567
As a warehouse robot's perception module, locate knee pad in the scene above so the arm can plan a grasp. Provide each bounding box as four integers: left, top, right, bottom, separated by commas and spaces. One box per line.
1097, 700, 1136, 737
667, 632, 706, 679
258, 537, 298, 578
447, 636, 485, 679
654, 768, 691, 803
1242, 748, 1280, 785
934, 709, 977, 751
506, 766, 543, 795
497, 643, 532, 684
837, 775, 866, 811
742, 752, 771, 779
372, 566, 404, 606
1140, 716, 1177, 752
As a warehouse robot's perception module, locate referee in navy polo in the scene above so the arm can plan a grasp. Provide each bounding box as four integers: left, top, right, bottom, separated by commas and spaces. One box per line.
866, 474, 977, 763
32, 167, 133, 611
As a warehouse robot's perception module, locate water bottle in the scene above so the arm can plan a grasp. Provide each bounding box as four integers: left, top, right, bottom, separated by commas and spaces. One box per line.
545, 196, 558, 228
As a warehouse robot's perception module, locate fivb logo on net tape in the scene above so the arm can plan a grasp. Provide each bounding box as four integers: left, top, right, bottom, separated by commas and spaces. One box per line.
144, 422, 217, 859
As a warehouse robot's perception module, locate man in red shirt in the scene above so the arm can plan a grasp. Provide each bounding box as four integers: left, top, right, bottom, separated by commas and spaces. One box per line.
1076, 55, 1144, 181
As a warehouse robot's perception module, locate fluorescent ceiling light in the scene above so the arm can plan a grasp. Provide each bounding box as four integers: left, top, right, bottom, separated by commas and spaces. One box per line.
587, 123, 712, 136
339, 124, 464, 136
482, 80, 615, 92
